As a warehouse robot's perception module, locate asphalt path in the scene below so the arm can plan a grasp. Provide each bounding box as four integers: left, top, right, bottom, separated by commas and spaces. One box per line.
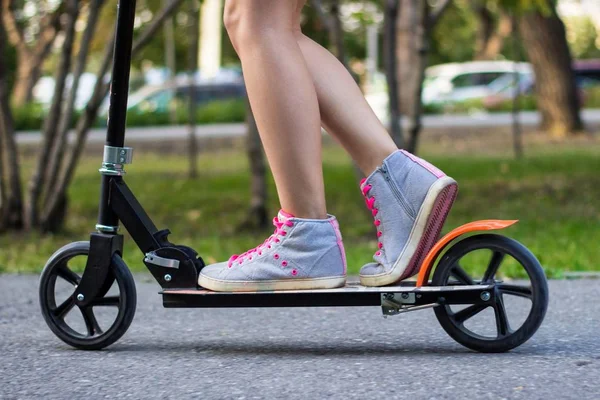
0, 275, 598, 399
15, 110, 600, 145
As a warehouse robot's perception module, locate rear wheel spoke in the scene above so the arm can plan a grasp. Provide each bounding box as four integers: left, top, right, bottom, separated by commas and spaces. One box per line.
483, 251, 505, 283
81, 307, 103, 336
52, 296, 75, 319
450, 263, 474, 285
493, 295, 511, 337
497, 284, 532, 300
452, 304, 487, 324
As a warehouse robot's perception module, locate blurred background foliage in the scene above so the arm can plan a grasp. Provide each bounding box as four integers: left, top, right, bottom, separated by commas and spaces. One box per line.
0, 0, 599, 276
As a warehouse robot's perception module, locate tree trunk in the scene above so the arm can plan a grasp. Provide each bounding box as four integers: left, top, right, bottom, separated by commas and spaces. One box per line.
187, 0, 200, 179
474, 8, 511, 61
163, 0, 177, 123
12, 57, 39, 106
397, 0, 450, 154
24, 0, 80, 230
0, 4, 23, 230
519, 6, 583, 137
2, 0, 63, 106
42, 0, 105, 222
397, 0, 428, 154
384, 0, 403, 148
511, 14, 523, 159
241, 100, 269, 230
42, 0, 187, 231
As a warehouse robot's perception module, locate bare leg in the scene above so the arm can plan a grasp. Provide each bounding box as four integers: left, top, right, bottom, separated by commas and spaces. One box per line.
291, 15, 397, 175
224, 0, 326, 219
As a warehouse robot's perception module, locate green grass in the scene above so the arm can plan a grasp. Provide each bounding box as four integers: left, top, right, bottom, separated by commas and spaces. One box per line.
1, 143, 599, 279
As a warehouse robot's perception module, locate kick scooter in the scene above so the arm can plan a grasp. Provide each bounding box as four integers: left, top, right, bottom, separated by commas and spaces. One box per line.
38, 0, 549, 353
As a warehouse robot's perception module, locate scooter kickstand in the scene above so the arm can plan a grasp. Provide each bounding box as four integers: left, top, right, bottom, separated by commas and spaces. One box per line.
380, 292, 438, 318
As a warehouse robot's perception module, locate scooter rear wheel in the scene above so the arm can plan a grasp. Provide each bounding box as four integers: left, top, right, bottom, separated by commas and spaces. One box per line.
39, 241, 137, 350
432, 234, 548, 353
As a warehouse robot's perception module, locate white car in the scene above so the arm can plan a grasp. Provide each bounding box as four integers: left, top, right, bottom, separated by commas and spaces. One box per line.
364, 61, 532, 123
422, 61, 532, 105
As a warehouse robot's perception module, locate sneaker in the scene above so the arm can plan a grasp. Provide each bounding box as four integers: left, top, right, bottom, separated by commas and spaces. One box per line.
359, 150, 458, 286
198, 210, 347, 292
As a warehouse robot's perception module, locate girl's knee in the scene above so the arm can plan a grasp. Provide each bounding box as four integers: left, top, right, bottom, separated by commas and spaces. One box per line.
223, 0, 241, 37
223, 0, 297, 51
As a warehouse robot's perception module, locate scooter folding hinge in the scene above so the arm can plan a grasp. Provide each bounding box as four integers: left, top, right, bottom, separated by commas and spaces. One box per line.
381, 292, 417, 317
144, 252, 180, 269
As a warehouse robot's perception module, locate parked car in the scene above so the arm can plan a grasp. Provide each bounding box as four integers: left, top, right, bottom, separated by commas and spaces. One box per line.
364, 61, 533, 122
99, 77, 246, 117
422, 61, 532, 105
482, 59, 600, 108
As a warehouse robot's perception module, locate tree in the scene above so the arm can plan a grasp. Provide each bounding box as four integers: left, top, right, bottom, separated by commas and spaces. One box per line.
2, 0, 64, 106
0, 1, 22, 230
383, 0, 402, 147
396, 0, 452, 154
187, 0, 200, 179
473, 5, 512, 60
0, 0, 187, 232
241, 101, 269, 230
518, 2, 583, 137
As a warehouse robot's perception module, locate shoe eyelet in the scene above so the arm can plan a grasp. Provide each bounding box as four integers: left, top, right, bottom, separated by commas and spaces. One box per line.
274, 254, 280, 260
291, 269, 298, 276
378, 242, 383, 249
282, 260, 288, 267
375, 251, 382, 256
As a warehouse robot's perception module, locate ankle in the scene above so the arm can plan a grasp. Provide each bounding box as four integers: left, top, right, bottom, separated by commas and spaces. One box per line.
361, 148, 400, 177
280, 207, 328, 220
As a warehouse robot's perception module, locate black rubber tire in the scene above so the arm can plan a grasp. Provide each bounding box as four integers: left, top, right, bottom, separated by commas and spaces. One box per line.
39, 242, 137, 350
432, 234, 548, 353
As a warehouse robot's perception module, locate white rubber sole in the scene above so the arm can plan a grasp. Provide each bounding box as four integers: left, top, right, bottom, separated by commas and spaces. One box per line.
360, 176, 458, 287
198, 274, 347, 292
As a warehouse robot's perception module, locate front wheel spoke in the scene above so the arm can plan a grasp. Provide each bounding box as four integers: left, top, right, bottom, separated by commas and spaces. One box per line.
497, 284, 533, 300
493, 295, 511, 337
89, 296, 120, 307
450, 263, 474, 285
452, 304, 488, 324
56, 265, 81, 286
81, 307, 103, 336
483, 251, 505, 283
52, 296, 75, 319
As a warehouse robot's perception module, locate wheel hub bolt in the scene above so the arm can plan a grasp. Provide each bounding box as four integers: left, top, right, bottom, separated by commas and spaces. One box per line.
480, 291, 491, 301
164, 274, 172, 282
77, 294, 84, 301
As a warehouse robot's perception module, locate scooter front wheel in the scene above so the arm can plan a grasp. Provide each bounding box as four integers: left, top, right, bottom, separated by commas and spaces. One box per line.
39, 242, 137, 350
432, 234, 548, 353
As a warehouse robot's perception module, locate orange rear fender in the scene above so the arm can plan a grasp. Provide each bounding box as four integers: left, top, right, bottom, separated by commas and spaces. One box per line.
416, 220, 519, 287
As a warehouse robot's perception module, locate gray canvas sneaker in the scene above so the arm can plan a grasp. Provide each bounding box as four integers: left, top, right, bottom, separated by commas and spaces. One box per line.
198, 210, 347, 292
359, 150, 458, 286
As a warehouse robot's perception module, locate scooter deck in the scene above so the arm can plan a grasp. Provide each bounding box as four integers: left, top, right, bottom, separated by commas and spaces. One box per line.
160, 280, 494, 309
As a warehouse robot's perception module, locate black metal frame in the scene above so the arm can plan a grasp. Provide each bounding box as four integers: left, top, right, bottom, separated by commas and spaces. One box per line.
74, 0, 495, 312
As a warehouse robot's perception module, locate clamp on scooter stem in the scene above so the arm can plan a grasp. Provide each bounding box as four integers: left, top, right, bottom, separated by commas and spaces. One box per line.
99, 145, 134, 176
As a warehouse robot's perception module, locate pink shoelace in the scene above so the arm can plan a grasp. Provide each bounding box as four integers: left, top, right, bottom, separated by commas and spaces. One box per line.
360, 178, 383, 257
228, 216, 294, 268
